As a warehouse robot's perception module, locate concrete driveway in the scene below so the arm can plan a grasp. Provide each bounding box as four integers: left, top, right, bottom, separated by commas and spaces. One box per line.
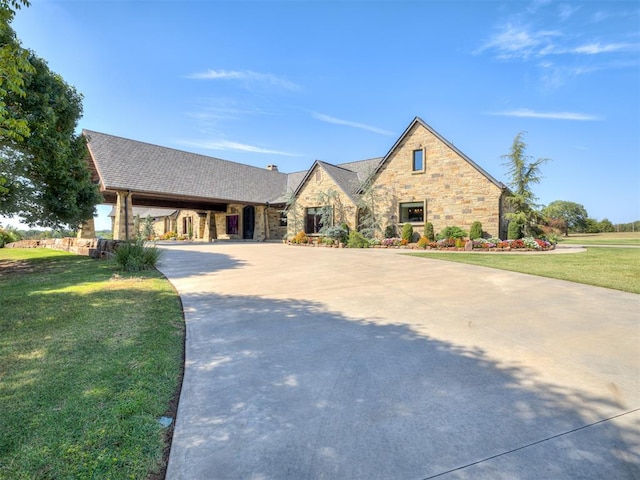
157, 243, 640, 479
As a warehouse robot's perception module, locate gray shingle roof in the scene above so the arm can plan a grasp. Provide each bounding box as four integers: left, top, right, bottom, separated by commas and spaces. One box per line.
84, 130, 289, 204
317, 161, 362, 203
337, 157, 382, 184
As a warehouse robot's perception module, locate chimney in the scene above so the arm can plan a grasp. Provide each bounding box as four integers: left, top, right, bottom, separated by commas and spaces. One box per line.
266, 164, 278, 171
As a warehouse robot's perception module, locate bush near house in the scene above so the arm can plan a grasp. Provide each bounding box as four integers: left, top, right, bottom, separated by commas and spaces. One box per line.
113, 239, 162, 271
508, 221, 522, 240
469, 221, 483, 240
436, 226, 467, 240
401, 223, 413, 242
347, 231, 369, 248
424, 222, 435, 242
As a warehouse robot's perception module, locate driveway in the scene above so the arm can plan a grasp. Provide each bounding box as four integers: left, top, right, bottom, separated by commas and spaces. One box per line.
157, 243, 640, 479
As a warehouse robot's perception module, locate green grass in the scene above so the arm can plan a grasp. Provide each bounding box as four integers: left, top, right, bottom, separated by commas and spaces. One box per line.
0, 249, 184, 479
559, 232, 640, 246
410, 247, 640, 294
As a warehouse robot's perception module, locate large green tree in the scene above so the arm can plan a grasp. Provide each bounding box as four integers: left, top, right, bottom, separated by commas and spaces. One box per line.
501, 132, 550, 237
542, 200, 588, 236
1, 2, 101, 228
0, 0, 32, 142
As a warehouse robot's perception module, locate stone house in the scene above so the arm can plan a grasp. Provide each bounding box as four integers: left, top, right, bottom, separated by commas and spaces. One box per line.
288, 117, 508, 239
83, 117, 507, 241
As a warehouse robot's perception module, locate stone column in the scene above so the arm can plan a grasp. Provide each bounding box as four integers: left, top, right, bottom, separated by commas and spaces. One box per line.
113, 191, 134, 240
76, 218, 96, 239
202, 211, 217, 241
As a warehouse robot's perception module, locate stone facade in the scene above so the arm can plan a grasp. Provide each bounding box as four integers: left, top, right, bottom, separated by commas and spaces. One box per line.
290, 119, 507, 240
94, 117, 506, 242
287, 163, 358, 236
371, 122, 506, 238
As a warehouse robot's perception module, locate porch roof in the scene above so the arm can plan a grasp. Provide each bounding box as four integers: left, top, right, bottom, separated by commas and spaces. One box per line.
84, 130, 289, 207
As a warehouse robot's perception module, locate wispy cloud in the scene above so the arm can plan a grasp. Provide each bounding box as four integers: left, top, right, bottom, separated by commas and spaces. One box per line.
558, 4, 581, 21
488, 109, 600, 121
571, 42, 632, 54
186, 69, 300, 91
312, 112, 394, 136
179, 138, 299, 156
475, 23, 561, 59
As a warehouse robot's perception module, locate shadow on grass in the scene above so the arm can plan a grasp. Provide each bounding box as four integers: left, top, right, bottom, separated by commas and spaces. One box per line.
169, 291, 640, 479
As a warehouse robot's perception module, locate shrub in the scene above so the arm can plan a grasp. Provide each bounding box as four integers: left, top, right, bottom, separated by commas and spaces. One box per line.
384, 225, 397, 238
347, 231, 369, 248
161, 231, 177, 240
401, 223, 413, 242
113, 239, 162, 272
436, 226, 467, 240
507, 221, 522, 240
417, 236, 429, 249
424, 222, 435, 242
0, 227, 20, 248
292, 231, 307, 244
469, 221, 483, 240
324, 225, 348, 244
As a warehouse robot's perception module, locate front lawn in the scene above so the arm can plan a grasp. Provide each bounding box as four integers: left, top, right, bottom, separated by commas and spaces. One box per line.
0, 249, 184, 479
410, 247, 640, 294
559, 232, 640, 246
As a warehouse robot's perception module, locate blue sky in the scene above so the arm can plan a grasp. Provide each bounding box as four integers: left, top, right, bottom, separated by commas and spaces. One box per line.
4, 0, 640, 230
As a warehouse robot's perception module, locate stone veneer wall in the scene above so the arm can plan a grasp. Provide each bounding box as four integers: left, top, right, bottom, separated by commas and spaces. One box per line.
287, 165, 357, 238
5, 238, 121, 258
371, 123, 504, 238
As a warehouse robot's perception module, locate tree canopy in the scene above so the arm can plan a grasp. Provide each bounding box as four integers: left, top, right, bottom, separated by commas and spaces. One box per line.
0, 2, 101, 228
542, 200, 589, 236
501, 132, 549, 237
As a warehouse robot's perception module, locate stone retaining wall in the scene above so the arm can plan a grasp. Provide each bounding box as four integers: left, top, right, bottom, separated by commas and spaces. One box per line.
5, 238, 121, 259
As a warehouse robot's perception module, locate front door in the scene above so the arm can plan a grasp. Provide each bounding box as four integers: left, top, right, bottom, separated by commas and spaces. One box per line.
243, 206, 255, 239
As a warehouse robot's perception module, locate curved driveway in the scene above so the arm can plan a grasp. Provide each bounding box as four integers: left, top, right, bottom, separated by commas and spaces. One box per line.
157, 243, 639, 479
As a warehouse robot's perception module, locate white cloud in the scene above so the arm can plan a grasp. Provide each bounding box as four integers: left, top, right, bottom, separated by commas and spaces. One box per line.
312, 112, 394, 136
571, 42, 632, 55
186, 69, 300, 91
558, 4, 581, 21
488, 109, 600, 121
475, 23, 561, 59
179, 138, 299, 156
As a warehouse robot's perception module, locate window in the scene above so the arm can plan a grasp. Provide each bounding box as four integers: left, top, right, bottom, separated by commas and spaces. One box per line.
305, 207, 324, 234
279, 210, 287, 227
226, 214, 239, 235
412, 149, 424, 172
400, 202, 424, 223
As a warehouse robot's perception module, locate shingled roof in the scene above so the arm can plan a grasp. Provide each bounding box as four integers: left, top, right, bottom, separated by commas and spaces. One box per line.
84, 130, 289, 205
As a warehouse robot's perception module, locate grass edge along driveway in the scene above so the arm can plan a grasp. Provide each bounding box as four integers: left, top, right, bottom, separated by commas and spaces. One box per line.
409, 247, 640, 294
0, 248, 184, 480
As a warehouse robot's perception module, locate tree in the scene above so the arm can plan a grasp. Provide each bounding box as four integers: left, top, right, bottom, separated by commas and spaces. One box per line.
542, 200, 588, 236
0, 0, 33, 143
598, 218, 614, 233
501, 132, 549, 237
0, 25, 101, 228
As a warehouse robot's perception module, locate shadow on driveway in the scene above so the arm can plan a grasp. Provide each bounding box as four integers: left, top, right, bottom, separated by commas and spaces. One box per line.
168, 289, 640, 479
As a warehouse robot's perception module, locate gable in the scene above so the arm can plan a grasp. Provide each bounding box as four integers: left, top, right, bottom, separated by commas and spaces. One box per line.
363, 117, 504, 192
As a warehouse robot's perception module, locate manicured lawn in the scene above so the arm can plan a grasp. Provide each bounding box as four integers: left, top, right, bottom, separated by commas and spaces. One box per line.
559, 232, 640, 246
410, 247, 640, 294
0, 249, 184, 479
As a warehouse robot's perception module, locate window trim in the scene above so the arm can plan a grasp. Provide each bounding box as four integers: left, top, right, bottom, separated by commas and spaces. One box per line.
305, 206, 325, 234
399, 201, 425, 223
412, 148, 425, 173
